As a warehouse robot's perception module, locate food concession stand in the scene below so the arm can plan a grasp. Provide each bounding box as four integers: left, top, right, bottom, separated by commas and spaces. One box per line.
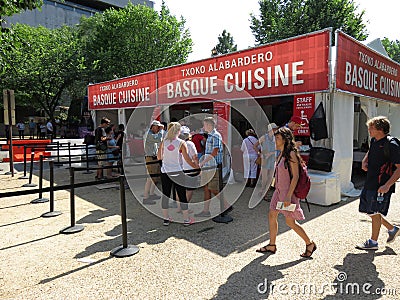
87, 28, 400, 205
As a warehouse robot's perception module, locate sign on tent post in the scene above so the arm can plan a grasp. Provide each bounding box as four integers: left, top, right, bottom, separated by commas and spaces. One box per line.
3, 89, 16, 176
3, 89, 16, 125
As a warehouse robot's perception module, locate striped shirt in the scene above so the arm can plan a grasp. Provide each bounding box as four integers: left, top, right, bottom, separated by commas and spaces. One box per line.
203, 129, 223, 167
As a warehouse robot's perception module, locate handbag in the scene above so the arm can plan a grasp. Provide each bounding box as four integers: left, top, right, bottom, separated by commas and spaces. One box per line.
96, 141, 107, 151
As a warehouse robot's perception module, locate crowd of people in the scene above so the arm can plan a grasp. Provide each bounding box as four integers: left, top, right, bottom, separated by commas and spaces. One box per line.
93, 114, 400, 258
140, 117, 232, 225
11, 119, 55, 140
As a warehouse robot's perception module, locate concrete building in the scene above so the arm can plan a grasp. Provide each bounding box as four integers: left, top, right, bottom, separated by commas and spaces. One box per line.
5, 0, 154, 28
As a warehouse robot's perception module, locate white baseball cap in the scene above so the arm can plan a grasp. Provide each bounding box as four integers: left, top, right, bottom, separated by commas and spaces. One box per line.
267, 123, 278, 132
180, 126, 190, 135
151, 120, 162, 127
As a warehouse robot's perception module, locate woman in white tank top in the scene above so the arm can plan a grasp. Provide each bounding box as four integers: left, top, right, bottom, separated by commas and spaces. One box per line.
157, 122, 198, 226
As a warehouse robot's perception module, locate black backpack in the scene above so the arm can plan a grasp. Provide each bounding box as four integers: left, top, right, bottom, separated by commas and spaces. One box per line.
379, 135, 400, 185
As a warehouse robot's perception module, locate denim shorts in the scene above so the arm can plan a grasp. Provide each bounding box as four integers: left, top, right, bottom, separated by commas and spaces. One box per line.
359, 188, 392, 216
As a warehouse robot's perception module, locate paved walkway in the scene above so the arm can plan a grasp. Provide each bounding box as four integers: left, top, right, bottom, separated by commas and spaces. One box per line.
0, 162, 399, 299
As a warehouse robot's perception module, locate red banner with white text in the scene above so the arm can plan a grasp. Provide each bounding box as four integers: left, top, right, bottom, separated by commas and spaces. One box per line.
157, 29, 330, 104
336, 31, 400, 103
88, 72, 157, 110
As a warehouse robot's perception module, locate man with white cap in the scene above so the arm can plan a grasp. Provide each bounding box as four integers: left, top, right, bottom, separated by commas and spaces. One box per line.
253, 123, 278, 200
142, 120, 163, 205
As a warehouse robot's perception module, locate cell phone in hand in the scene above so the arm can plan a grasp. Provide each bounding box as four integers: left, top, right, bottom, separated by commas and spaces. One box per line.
276, 202, 296, 212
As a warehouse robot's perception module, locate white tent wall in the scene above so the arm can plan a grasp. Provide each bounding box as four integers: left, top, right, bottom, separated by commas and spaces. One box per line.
331, 92, 356, 195
376, 101, 390, 120
361, 98, 400, 138
388, 103, 400, 138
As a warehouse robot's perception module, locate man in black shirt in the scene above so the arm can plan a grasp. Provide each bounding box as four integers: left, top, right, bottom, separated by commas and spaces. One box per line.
95, 117, 110, 180
356, 116, 400, 250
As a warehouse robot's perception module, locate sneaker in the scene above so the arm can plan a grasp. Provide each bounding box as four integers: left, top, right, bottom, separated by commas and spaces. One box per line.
355, 239, 378, 250
163, 217, 172, 226
183, 218, 195, 226
149, 194, 161, 200
387, 226, 400, 244
194, 211, 211, 217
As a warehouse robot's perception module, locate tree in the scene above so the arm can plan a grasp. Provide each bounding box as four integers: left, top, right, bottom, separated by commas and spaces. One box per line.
213, 30, 237, 56
1, 24, 85, 119
0, 0, 42, 18
79, 2, 193, 83
250, 0, 368, 45
0, 0, 44, 76
382, 38, 400, 63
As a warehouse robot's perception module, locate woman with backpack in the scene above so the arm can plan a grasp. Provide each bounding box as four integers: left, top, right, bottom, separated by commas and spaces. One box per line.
256, 127, 316, 258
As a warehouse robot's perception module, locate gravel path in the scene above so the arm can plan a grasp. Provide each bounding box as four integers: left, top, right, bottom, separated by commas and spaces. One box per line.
1, 162, 399, 299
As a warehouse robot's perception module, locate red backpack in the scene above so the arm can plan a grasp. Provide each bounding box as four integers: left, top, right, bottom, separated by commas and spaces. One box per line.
286, 158, 311, 211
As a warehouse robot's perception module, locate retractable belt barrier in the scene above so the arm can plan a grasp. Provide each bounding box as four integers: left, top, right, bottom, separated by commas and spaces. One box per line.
1, 163, 139, 258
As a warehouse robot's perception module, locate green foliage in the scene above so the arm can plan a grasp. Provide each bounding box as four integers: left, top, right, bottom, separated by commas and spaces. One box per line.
1, 24, 84, 119
0, 0, 43, 17
1, 2, 192, 118
382, 38, 400, 63
213, 30, 237, 55
79, 2, 193, 83
250, 0, 368, 45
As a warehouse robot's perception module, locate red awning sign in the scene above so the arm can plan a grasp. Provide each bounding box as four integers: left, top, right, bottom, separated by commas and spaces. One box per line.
88, 71, 157, 110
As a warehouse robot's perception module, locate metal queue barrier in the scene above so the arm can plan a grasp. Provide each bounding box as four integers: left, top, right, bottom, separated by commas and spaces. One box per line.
22, 148, 38, 187
41, 160, 62, 218
0, 163, 139, 258
19, 141, 72, 178
30, 155, 49, 204
2, 152, 233, 256
127, 159, 233, 223
19, 144, 98, 188
20, 142, 96, 173
16, 146, 232, 224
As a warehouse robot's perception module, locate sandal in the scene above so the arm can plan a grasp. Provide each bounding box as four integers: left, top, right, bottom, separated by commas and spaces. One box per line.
256, 244, 276, 254
300, 242, 317, 258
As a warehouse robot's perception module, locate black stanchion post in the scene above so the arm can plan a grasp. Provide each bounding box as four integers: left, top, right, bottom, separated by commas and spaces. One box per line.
110, 175, 139, 258
67, 142, 72, 168
19, 145, 29, 179
54, 141, 62, 166
212, 163, 233, 224
22, 149, 37, 187
42, 160, 62, 217
82, 143, 93, 174
31, 155, 49, 203
60, 167, 84, 234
